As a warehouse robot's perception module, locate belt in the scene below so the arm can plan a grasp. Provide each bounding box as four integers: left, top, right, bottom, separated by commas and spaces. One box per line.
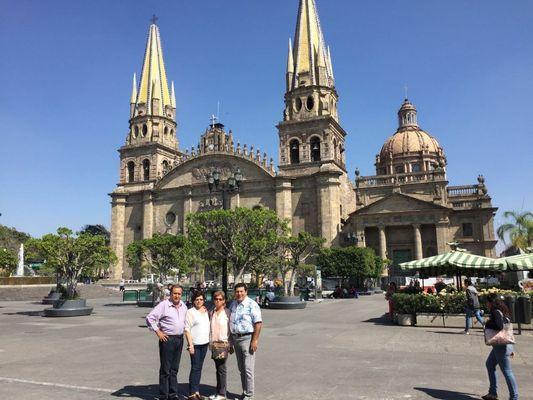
166, 334, 184, 338
232, 332, 252, 337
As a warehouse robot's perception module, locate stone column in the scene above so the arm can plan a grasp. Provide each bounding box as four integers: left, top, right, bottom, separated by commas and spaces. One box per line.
378, 225, 387, 260
413, 223, 423, 260
142, 191, 154, 239
317, 172, 341, 247
110, 194, 127, 280
275, 178, 293, 231
435, 221, 449, 254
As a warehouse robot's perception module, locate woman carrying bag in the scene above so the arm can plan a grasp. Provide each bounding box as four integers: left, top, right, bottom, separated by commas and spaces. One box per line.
482, 293, 519, 400
208, 290, 233, 400
184, 292, 210, 400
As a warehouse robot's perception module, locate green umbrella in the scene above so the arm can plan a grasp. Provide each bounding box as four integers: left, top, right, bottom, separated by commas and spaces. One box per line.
501, 253, 533, 271
399, 251, 507, 279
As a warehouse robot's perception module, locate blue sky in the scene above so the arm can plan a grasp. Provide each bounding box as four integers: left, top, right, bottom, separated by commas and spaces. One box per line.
1, 0, 532, 252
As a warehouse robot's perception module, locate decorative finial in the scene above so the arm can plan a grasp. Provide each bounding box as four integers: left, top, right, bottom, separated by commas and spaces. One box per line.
355, 168, 360, 177
210, 114, 218, 128
151, 15, 159, 25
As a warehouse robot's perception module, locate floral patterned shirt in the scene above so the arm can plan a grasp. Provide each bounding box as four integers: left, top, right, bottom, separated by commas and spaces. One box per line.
229, 296, 262, 334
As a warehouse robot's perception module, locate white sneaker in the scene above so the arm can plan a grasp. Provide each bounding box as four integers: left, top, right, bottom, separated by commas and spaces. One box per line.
208, 395, 226, 400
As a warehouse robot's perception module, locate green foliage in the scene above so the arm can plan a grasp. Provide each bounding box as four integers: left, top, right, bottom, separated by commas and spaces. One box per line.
27, 228, 117, 299
317, 246, 383, 283
0, 248, 18, 276
187, 207, 288, 284
497, 210, 533, 249
80, 224, 110, 245
126, 233, 192, 283
0, 224, 31, 256
278, 232, 324, 296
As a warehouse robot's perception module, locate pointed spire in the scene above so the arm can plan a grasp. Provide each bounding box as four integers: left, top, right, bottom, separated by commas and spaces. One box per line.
170, 81, 176, 108
291, 0, 333, 89
287, 38, 294, 74
135, 22, 172, 117
130, 73, 137, 104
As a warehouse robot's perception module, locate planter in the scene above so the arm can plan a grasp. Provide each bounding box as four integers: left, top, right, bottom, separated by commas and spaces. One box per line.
42, 291, 62, 305
416, 313, 445, 327
268, 296, 306, 310
44, 298, 93, 317
397, 313, 415, 326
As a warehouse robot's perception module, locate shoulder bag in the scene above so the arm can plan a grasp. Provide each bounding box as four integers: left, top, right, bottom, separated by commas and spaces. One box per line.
484, 311, 515, 346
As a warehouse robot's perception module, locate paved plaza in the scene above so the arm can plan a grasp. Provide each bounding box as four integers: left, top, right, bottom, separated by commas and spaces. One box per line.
0, 293, 531, 400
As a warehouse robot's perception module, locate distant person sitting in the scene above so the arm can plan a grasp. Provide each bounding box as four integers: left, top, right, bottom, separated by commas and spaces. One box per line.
434, 278, 447, 294
332, 286, 343, 299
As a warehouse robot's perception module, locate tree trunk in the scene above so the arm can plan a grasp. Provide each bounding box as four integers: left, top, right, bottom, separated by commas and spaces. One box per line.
289, 268, 297, 297
234, 267, 245, 285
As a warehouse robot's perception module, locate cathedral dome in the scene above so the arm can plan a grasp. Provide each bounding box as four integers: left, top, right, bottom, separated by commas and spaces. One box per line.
375, 99, 446, 175
379, 127, 443, 159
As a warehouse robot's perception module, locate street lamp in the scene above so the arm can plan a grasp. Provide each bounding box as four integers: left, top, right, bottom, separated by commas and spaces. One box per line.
206, 168, 243, 296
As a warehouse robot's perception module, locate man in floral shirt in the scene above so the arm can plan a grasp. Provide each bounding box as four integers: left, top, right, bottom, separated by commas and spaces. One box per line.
229, 283, 262, 400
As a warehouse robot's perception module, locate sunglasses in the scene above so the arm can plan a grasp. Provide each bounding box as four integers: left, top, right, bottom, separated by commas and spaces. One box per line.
214, 298, 224, 301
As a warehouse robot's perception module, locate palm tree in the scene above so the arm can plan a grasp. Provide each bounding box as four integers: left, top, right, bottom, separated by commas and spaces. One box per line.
497, 211, 533, 249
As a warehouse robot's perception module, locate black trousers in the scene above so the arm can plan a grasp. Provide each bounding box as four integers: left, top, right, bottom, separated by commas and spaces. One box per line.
158, 334, 184, 398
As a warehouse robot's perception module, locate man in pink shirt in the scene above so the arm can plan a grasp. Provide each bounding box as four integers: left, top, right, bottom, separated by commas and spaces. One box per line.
146, 285, 187, 400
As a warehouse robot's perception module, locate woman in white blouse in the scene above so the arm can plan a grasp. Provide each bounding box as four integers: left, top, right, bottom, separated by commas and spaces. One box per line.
208, 290, 233, 400
184, 292, 210, 400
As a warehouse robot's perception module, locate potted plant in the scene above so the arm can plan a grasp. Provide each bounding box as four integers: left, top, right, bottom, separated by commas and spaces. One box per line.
392, 293, 417, 326
28, 228, 116, 317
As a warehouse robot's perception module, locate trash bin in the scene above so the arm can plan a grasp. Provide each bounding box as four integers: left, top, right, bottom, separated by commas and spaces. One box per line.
503, 295, 517, 323
123, 290, 138, 302
517, 296, 531, 325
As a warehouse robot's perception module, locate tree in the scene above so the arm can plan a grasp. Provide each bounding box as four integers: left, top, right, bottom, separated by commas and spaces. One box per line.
0, 225, 31, 254
278, 232, 324, 296
27, 228, 117, 299
80, 224, 111, 245
497, 211, 533, 250
317, 246, 383, 287
0, 248, 17, 277
187, 207, 288, 284
126, 234, 193, 284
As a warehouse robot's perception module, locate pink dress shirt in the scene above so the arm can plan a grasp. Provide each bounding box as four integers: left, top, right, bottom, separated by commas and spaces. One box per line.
146, 299, 187, 335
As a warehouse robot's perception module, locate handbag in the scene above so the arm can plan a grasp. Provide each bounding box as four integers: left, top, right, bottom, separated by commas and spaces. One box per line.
484, 314, 515, 346
211, 341, 230, 360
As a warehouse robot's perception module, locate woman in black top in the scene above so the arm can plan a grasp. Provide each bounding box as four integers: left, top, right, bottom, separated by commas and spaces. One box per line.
481, 294, 519, 400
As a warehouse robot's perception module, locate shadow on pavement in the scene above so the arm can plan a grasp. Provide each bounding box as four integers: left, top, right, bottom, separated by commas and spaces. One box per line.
361, 315, 394, 326
112, 383, 239, 399
3, 310, 44, 317
414, 387, 479, 399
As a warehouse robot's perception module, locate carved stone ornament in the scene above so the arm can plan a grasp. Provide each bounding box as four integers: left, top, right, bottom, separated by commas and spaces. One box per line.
191, 161, 234, 182
199, 196, 222, 211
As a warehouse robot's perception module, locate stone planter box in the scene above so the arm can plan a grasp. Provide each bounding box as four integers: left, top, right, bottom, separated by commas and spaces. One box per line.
416, 313, 445, 327
397, 313, 415, 326
44, 298, 93, 317
268, 296, 306, 310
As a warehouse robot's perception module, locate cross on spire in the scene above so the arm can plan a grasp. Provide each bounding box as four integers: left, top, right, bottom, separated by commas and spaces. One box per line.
210, 114, 218, 128
404, 84, 409, 100
150, 14, 158, 25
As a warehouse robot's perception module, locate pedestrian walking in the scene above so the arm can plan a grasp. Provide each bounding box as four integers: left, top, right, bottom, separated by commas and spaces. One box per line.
385, 282, 397, 319
229, 283, 263, 400
464, 278, 484, 334
119, 278, 125, 292
208, 290, 233, 400
184, 292, 210, 400
481, 293, 519, 400
146, 285, 187, 400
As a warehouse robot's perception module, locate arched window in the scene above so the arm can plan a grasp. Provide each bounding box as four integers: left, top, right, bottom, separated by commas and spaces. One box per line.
310, 136, 321, 162
164, 127, 168, 136
142, 159, 150, 181
411, 163, 421, 172
162, 160, 169, 172
290, 139, 300, 164
127, 161, 135, 183
142, 124, 148, 137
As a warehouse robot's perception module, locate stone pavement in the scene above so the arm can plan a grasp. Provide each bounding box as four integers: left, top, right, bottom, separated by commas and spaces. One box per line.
0, 295, 531, 400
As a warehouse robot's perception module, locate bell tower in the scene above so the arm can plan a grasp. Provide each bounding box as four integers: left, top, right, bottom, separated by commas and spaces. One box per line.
119, 19, 181, 185
278, 0, 346, 172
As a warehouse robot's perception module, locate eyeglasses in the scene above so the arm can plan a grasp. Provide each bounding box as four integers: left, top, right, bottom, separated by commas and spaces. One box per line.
214, 298, 224, 301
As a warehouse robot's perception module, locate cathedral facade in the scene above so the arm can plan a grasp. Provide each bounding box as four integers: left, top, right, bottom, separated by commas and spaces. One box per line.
110, 0, 497, 281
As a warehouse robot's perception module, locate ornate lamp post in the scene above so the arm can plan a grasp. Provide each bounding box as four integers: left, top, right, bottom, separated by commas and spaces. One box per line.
207, 168, 243, 296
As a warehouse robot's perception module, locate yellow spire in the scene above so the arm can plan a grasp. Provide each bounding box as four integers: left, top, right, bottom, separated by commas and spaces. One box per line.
291, 0, 333, 89
135, 23, 172, 116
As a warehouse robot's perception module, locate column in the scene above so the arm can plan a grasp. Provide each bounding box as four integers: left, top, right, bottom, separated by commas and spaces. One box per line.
413, 223, 423, 260
378, 225, 387, 260
435, 221, 449, 254
275, 178, 293, 231
142, 191, 154, 239
317, 172, 341, 247
110, 194, 127, 280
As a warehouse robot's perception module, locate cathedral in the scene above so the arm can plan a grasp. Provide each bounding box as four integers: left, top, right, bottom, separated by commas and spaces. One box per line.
110, 0, 497, 281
